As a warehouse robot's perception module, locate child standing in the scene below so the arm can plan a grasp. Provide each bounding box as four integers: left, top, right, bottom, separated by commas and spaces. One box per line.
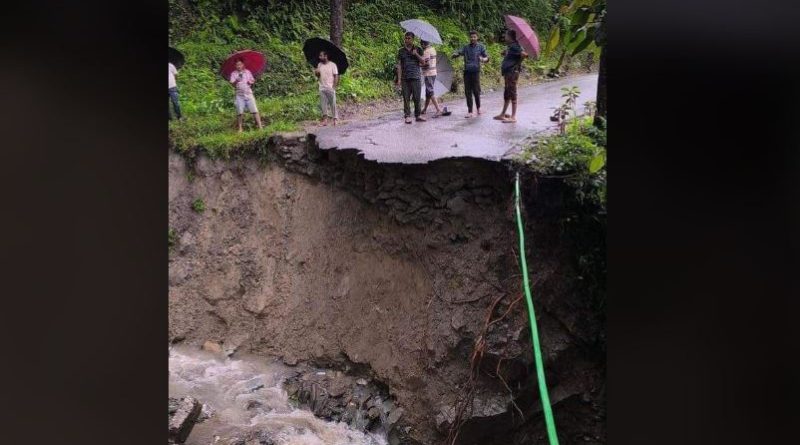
229, 59, 263, 133
314, 51, 339, 126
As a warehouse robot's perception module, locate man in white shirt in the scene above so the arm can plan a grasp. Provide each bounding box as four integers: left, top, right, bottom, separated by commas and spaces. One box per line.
168, 62, 183, 121
420, 40, 442, 117
314, 51, 339, 126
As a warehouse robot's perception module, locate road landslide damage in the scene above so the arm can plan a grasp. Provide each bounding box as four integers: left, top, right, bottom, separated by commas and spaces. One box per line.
169, 133, 605, 444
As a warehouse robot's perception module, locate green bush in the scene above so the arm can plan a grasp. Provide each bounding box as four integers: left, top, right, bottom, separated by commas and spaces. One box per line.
519, 115, 606, 206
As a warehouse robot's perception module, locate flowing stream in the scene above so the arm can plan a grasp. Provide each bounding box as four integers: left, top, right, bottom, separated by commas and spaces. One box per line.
169, 346, 388, 445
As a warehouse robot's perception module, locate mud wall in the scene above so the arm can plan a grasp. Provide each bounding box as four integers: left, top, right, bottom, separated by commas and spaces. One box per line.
168, 134, 604, 444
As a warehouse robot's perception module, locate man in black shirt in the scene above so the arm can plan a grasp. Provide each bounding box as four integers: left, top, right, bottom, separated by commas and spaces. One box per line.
494, 29, 528, 123
452, 30, 489, 118
396, 31, 427, 124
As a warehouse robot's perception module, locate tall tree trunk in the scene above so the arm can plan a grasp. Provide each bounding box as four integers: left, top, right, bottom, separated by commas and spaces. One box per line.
594, 44, 606, 128
330, 0, 344, 47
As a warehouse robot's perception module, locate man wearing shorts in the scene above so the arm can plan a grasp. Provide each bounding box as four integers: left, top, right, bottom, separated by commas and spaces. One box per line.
229, 59, 263, 133
420, 40, 442, 117
495, 29, 528, 123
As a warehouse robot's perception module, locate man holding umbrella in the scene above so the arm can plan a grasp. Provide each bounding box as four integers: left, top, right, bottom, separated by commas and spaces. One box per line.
495, 29, 528, 123
303, 38, 349, 127
314, 51, 339, 126
229, 59, 264, 133
396, 32, 426, 124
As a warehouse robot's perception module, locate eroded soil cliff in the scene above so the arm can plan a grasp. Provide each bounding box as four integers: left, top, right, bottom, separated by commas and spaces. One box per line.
168, 134, 604, 444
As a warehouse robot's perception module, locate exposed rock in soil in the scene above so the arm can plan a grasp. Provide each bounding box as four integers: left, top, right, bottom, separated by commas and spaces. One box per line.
202, 340, 222, 354
169, 396, 202, 443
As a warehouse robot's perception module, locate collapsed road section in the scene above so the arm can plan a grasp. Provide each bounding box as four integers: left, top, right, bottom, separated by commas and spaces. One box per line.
168, 133, 605, 444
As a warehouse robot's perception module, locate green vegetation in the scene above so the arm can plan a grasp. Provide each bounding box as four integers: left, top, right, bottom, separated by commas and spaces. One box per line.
519, 116, 606, 205
169, 0, 590, 156
517, 112, 606, 312
544, 0, 606, 124
543, 0, 605, 59
191, 198, 206, 213
168, 228, 177, 249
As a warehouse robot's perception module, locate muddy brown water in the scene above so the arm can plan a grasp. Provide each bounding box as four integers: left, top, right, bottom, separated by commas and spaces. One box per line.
169, 346, 387, 445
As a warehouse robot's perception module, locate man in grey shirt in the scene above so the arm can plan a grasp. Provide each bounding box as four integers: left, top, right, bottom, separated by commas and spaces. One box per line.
452, 30, 488, 118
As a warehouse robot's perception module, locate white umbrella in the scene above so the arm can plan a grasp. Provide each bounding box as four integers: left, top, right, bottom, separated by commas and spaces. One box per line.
400, 19, 443, 45
432, 53, 453, 96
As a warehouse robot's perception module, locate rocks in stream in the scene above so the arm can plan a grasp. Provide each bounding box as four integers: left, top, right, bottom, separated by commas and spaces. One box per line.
168, 396, 202, 444
211, 430, 276, 445
283, 369, 400, 435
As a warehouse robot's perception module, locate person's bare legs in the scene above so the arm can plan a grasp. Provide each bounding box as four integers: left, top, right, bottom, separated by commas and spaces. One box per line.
237, 114, 244, 133
495, 100, 510, 120
431, 96, 441, 115
422, 96, 431, 114
254, 112, 263, 129
503, 101, 518, 123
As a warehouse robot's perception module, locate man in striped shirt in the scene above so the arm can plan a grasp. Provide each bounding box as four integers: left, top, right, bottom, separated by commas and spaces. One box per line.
420, 40, 442, 117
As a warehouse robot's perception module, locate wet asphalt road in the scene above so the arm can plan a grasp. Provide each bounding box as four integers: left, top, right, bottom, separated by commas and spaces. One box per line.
312, 73, 598, 164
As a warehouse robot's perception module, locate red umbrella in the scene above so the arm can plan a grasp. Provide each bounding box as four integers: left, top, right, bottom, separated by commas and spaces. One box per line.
220, 50, 268, 80
504, 15, 540, 59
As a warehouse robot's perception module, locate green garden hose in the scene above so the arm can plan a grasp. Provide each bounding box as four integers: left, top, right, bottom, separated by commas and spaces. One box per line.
514, 172, 560, 445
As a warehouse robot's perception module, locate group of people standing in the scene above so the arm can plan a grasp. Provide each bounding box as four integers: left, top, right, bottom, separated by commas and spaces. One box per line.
168, 49, 339, 131
168, 57, 266, 132
167, 27, 528, 131
395, 28, 527, 124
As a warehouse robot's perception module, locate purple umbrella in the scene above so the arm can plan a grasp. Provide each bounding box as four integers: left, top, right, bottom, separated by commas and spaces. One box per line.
504, 15, 540, 59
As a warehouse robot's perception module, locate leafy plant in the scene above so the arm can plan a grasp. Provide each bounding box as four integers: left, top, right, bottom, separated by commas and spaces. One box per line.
168, 228, 177, 249
519, 115, 606, 203
550, 85, 580, 134
192, 198, 206, 213
544, 0, 606, 60
583, 100, 596, 117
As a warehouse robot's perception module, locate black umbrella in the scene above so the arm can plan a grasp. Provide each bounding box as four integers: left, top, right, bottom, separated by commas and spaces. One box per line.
303, 38, 349, 75
169, 47, 185, 69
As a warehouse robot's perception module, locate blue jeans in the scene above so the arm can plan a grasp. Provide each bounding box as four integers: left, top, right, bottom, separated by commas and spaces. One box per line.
168, 87, 182, 120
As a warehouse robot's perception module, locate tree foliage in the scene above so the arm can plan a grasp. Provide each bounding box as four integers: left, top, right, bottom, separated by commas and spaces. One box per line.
543, 0, 605, 59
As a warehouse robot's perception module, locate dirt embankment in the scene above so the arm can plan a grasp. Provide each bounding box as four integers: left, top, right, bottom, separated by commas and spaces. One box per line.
168, 134, 605, 444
